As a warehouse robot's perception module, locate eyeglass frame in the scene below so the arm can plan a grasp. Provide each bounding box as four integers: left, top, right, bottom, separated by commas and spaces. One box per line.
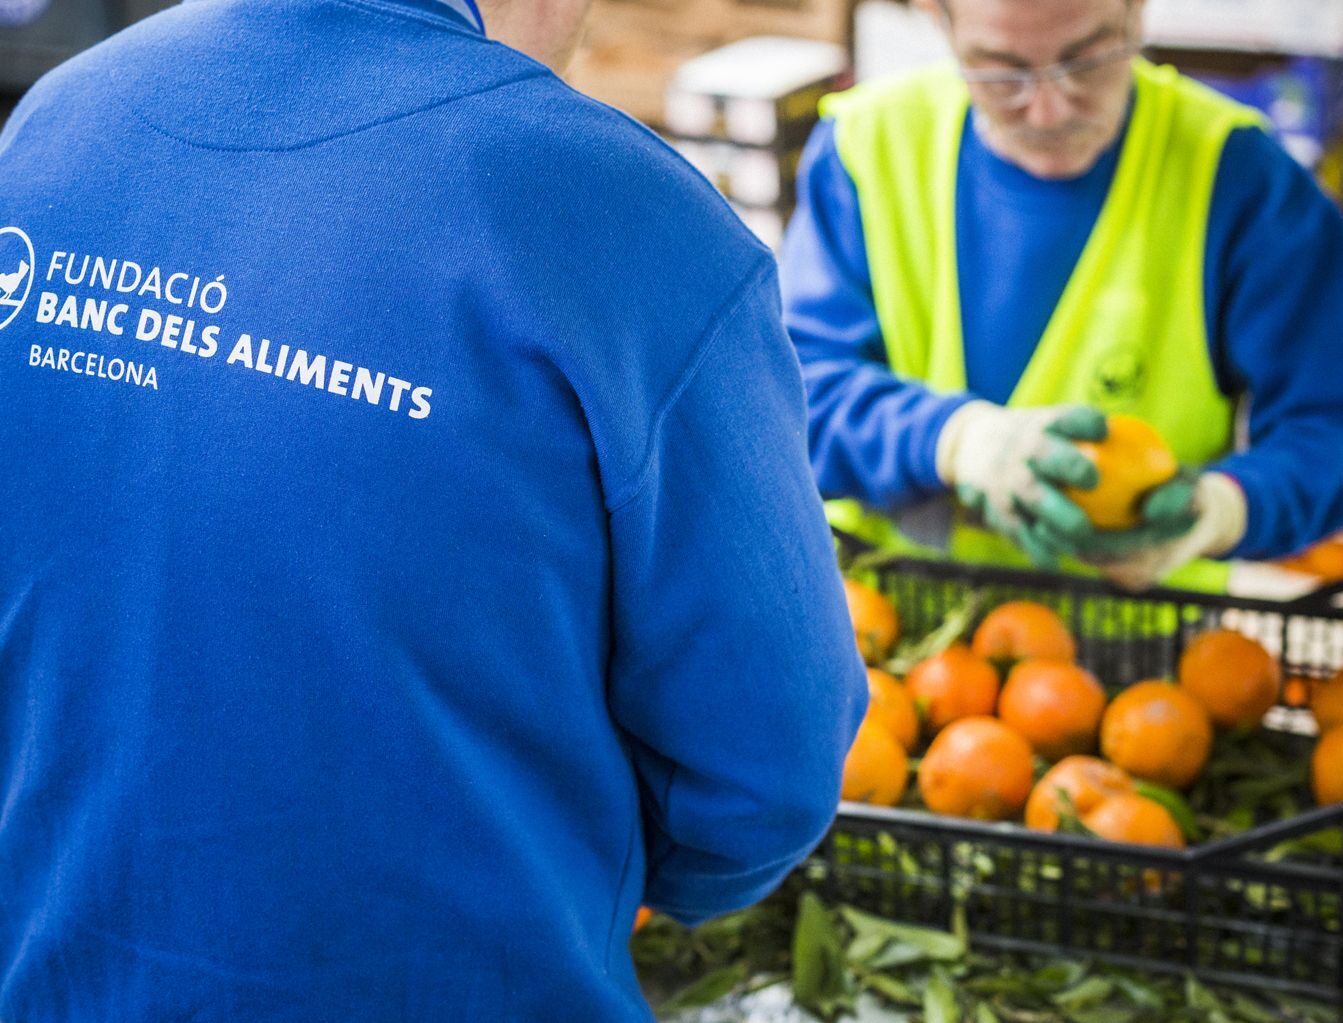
955, 38, 1144, 110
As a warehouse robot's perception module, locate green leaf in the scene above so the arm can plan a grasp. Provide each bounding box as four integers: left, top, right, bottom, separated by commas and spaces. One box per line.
923, 974, 961, 1023
657, 963, 747, 1011
867, 942, 938, 970
1031, 961, 1089, 994
1065, 1008, 1141, 1023
975, 1004, 1001, 1023
1222, 992, 1290, 1023
1183, 975, 1234, 1023
793, 892, 850, 1010
851, 991, 916, 1022
1133, 782, 1203, 842
840, 906, 967, 962
848, 931, 891, 965
1053, 977, 1114, 1010
1109, 976, 1163, 1010
884, 594, 983, 675
861, 971, 920, 1007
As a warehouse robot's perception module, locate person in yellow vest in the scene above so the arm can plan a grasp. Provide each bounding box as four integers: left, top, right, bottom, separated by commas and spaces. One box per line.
780, 0, 1343, 591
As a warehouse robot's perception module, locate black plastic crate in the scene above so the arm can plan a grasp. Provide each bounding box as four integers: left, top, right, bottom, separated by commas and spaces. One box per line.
819, 555, 1343, 1003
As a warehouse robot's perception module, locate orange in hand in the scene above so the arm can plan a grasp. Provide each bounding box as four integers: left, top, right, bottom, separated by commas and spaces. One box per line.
1063, 415, 1178, 530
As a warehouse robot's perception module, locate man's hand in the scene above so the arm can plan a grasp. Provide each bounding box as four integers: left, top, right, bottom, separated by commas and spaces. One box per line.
1072, 472, 1247, 590
936, 401, 1107, 567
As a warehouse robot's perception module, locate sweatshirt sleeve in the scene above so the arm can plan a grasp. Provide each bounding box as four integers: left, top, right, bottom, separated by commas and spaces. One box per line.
1203, 127, 1343, 559
606, 260, 868, 926
779, 118, 973, 510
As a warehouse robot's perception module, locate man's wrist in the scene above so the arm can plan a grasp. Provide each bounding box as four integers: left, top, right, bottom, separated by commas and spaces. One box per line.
934, 399, 996, 486
1199, 471, 1249, 558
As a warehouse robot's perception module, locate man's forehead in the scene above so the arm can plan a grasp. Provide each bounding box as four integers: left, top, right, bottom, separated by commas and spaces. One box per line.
943, 0, 1132, 57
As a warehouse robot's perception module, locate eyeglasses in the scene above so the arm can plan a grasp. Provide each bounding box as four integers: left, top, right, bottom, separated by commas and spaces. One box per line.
958, 41, 1141, 109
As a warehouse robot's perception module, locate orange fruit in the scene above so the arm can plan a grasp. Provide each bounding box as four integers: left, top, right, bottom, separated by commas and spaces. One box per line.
842, 716, 909, 806
844, 579, 901, 664
1276, 554, 1315, 576
1025, 756, 1134, 832
1313, 727, 1343, 806
1178, 629, 1280, 729
918, 716, 1034, 820
1100, 680, 1213, 789
1304, 539, 1343, 582
633, 907, 653, 933
998, 660, 1107, 760
1063, 415, 1178, 530
1081, 791, 1186, 849
1310, 671, 1343, 733
971, 601, 1076, 664
865, 667, 919, 750
1283, 676, 1314, 708
905, 643, 1000, 733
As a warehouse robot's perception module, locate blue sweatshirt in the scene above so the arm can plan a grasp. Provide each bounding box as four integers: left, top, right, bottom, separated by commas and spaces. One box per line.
781, 111, 1343, 560
0, 2, 868, 1020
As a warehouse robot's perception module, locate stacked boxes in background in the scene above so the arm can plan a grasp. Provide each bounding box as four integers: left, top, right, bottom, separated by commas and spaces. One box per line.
664, 37, 849, 249
568, 0, 854, 131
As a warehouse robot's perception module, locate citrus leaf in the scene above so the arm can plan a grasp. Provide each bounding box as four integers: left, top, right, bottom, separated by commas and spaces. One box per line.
793, 892, 849, 1009
1031, 961, 1088, 994
1053, 977, 1114, 1010
923, 974, 960, 1023
657, 963, 747, 1011
860, 971, 919, 1007
1109, 976, 1163, 1010
840, 906, 966, 962
1132, 782, 1203, 842
1222, 992, 1291, 1023
884, 594, 983, 675
1064, 1008, 1141, 1023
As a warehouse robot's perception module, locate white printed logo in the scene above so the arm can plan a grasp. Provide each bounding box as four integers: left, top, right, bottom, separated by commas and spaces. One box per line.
0, 226, 35, 332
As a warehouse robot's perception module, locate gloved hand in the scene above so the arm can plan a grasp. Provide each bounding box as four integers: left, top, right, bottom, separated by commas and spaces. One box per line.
1073, 471, 1247, 590
936, 401, 1108, 567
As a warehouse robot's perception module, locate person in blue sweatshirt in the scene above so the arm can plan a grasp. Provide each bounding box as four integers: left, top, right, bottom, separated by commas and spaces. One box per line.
0, 0, 869, 1019
782, 0, 1343, 594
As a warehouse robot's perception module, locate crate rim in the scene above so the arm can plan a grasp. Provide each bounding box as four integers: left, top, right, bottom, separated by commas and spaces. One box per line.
835, 801, 1343, 877
844, 548, 1343, 620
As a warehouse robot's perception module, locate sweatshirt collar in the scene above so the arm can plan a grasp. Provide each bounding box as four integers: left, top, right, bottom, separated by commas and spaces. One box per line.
433, 0, 485, 34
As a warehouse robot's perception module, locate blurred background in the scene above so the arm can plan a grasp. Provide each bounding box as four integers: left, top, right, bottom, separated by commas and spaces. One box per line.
4, 0, 1343, 247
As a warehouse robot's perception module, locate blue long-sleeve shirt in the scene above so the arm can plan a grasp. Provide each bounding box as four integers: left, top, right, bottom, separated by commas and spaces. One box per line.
0, 1, 867, 1019
781, 109, 1343, 559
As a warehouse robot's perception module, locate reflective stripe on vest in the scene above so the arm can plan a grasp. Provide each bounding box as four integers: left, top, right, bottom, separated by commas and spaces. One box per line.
820, 60, 1266, 592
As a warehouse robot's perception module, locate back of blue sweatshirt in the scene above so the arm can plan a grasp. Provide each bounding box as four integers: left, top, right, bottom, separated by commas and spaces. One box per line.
0, 2, 868, 1019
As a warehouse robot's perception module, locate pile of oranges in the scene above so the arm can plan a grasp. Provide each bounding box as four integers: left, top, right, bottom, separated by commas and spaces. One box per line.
839, 581, 1343, 849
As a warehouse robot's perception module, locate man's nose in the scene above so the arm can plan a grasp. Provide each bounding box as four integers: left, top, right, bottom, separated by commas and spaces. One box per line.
1023, 77, 1075, 130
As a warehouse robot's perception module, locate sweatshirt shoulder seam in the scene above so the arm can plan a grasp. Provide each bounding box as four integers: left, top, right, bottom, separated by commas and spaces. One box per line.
126, 70, 550, 153
607, 256, 777, 514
